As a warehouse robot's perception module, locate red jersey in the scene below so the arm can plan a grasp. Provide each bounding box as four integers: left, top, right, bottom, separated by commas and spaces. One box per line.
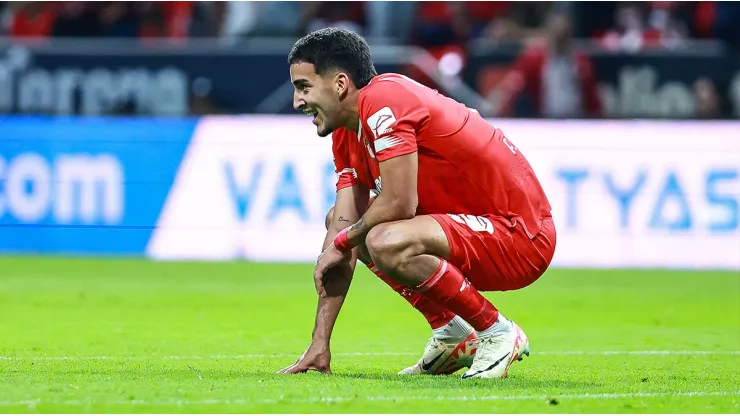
332, 73, 551, 238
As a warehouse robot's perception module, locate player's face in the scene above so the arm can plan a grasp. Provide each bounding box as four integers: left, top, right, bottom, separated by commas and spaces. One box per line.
290, 62, 342, 137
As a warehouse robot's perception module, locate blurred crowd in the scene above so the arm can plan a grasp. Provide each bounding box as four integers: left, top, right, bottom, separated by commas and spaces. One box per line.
1, 1, 739, 48
0, 1, 735, 119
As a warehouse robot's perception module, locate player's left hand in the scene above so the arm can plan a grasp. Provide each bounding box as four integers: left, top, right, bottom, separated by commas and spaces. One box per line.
313, 245, 350, 297
277, 344, 332, 375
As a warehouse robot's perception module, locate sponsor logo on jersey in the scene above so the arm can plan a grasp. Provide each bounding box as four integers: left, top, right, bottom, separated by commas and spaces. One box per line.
367, 107, 397, 139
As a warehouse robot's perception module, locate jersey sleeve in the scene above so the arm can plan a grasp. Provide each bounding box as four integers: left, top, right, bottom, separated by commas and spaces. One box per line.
331, 129, 359, 191
360, 80, 430, 163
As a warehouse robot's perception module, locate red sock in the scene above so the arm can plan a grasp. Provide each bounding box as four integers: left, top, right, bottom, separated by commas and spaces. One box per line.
416, 259, 499, 331
367, 262, 454, 329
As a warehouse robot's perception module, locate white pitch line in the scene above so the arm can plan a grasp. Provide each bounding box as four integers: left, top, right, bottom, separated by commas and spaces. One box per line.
0, 350, 738, 361
2, 391, 738, 407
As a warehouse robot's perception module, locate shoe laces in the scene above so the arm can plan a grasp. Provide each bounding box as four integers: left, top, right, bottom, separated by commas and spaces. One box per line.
478, 332, 506, 354
418, 337, 441, 356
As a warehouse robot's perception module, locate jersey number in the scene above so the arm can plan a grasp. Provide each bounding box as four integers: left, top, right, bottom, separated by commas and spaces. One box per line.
448, 214, 494, 234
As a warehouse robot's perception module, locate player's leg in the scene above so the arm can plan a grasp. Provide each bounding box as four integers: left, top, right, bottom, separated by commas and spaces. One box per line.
364, 216, 502, 329
325, 206, 455, 329
325, 207, 478, 374
365, 214, 552, 379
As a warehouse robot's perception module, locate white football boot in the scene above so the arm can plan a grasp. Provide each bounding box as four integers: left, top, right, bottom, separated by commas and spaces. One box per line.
461, 319, 530, 379
398, 331, 480, 375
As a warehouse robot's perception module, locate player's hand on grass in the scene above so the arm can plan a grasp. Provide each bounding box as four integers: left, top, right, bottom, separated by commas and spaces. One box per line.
313, 245, 350, 297
277, 345, 332, 375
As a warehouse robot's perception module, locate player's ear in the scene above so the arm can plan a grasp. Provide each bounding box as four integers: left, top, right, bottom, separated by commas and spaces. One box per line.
335, 72, 349, 100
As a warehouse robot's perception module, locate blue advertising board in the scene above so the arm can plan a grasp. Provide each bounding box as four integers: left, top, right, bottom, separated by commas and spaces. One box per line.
0, 116, 194, 253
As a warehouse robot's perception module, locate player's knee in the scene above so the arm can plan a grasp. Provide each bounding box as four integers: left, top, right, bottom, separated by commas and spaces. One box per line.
365, 223, 394, 258
365, 223, 419, 271
325, 206, 335, 230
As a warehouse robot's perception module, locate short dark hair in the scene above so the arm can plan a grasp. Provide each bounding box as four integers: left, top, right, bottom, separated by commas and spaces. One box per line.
288, 27, 377, 89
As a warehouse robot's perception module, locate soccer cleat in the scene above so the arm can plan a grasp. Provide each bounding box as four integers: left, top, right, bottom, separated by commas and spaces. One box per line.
461, 320, 530, 379
398, 332, 480, 375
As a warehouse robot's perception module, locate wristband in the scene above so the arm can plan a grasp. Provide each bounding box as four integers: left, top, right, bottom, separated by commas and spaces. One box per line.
333, 228, 354, 253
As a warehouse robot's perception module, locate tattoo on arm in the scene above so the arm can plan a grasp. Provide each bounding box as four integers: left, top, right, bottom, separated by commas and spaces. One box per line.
346, 217, 372, 246
349, 217, 366, 234
337, 216, 350, 223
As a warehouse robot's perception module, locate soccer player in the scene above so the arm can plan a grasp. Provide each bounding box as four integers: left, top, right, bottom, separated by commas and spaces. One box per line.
279, 28, 556, 379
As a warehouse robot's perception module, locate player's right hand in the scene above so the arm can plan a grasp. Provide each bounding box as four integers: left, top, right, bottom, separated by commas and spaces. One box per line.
277, 344, 332, 375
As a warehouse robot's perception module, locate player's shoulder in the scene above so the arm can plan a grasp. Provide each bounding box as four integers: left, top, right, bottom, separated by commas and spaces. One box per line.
359, 73, 427, 112
362, 73, 426, 95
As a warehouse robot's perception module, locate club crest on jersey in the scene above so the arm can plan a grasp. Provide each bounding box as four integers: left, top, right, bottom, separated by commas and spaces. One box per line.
365, 139, 376, 159
367, 107, 396, 139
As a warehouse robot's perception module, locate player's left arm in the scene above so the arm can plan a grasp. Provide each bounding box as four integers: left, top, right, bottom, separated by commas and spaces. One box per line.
344, 153, 418, 245
343, 80, 428, 246
313, 154, 418, 287
316, 80, 428, 279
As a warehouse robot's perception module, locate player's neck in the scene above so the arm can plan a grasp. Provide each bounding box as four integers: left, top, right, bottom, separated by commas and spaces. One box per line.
340, 90, 361, 132
345, 114, 360, 133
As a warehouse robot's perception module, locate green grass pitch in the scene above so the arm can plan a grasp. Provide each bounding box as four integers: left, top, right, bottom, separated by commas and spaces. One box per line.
0, 257, 738, 413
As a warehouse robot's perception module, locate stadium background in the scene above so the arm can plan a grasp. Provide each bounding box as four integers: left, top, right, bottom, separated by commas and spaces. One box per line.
0, 1, 738, 413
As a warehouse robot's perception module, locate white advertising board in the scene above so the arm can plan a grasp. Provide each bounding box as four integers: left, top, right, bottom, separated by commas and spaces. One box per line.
147, 117, 740, 270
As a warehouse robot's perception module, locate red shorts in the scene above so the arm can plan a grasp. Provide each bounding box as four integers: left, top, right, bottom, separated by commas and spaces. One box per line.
430, 214, 556, 291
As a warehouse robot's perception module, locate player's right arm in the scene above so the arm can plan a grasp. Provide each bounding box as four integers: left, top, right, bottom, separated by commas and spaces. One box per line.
278, 183, 368, 375
279, 130, 369, 375
311, 183, 369, 343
